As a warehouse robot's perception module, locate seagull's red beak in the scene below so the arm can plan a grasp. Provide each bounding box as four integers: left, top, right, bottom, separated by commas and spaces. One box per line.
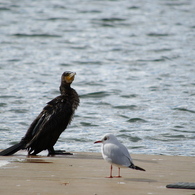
94, 140, 102, 144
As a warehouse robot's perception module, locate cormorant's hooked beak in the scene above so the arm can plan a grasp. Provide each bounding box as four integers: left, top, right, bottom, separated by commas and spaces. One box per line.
64, 72, 76, 83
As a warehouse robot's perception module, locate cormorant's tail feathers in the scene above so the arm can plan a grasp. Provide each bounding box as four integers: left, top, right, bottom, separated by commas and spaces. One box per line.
129, 164, 146, 171
0, 142, 25, 156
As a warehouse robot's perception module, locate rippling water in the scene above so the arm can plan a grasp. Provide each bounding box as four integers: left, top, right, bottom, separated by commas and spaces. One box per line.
0, 0, 195, 156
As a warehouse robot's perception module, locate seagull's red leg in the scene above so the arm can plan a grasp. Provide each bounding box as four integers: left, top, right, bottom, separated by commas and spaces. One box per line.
117, 167, 122, 177
106, 165, 113, 178
113, 167, 122, 178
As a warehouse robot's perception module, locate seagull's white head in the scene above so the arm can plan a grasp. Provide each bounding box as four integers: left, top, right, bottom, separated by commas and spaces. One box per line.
94, 134, 118, 145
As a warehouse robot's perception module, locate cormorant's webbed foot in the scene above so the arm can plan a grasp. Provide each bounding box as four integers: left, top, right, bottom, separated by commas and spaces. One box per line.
48, 149, 73, 156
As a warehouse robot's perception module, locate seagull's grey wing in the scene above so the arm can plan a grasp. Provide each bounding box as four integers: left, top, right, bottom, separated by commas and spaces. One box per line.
103, 143, 133, 167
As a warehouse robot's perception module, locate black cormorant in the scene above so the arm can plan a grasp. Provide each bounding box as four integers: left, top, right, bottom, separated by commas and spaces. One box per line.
0, 71, 79, 156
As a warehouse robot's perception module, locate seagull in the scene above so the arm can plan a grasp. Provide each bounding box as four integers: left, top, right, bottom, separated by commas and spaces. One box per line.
94, 133, 145, 178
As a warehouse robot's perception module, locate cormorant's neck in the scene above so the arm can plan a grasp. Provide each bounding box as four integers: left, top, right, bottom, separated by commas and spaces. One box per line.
60, 82, 71, 94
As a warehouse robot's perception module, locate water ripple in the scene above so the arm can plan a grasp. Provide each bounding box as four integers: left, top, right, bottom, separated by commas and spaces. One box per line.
12, 33, 61, 38
80, 91, 110, 98
147, 33, 173, 37
173, 108, 195, 114
0, 0, 194, 156
127, 118, 147, 123
114, 105, 138, 110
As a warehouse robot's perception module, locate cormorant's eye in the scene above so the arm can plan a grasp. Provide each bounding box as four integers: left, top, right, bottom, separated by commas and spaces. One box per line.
62, 71, 72, 77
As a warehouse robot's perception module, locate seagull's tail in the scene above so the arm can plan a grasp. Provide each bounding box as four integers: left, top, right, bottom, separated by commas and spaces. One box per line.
0, 142, 25, 156
129, 164, 146, 171
134, 165, 145, 171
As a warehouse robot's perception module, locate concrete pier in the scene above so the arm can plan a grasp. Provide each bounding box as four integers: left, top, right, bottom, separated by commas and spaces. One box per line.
0, 152, 194, 195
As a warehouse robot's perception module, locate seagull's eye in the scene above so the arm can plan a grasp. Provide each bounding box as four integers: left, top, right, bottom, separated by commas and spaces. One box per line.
104, 137, 108, 141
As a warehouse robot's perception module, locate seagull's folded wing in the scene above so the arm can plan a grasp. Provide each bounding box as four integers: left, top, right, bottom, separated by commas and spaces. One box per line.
103, 143, 133, 167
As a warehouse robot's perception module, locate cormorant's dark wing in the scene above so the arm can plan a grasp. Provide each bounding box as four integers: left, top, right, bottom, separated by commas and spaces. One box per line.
0, 113, 47, 156
25, 95, 73, 155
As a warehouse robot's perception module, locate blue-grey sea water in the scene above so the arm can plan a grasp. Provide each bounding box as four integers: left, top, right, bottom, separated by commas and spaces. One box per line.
0, 0, 195, 156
